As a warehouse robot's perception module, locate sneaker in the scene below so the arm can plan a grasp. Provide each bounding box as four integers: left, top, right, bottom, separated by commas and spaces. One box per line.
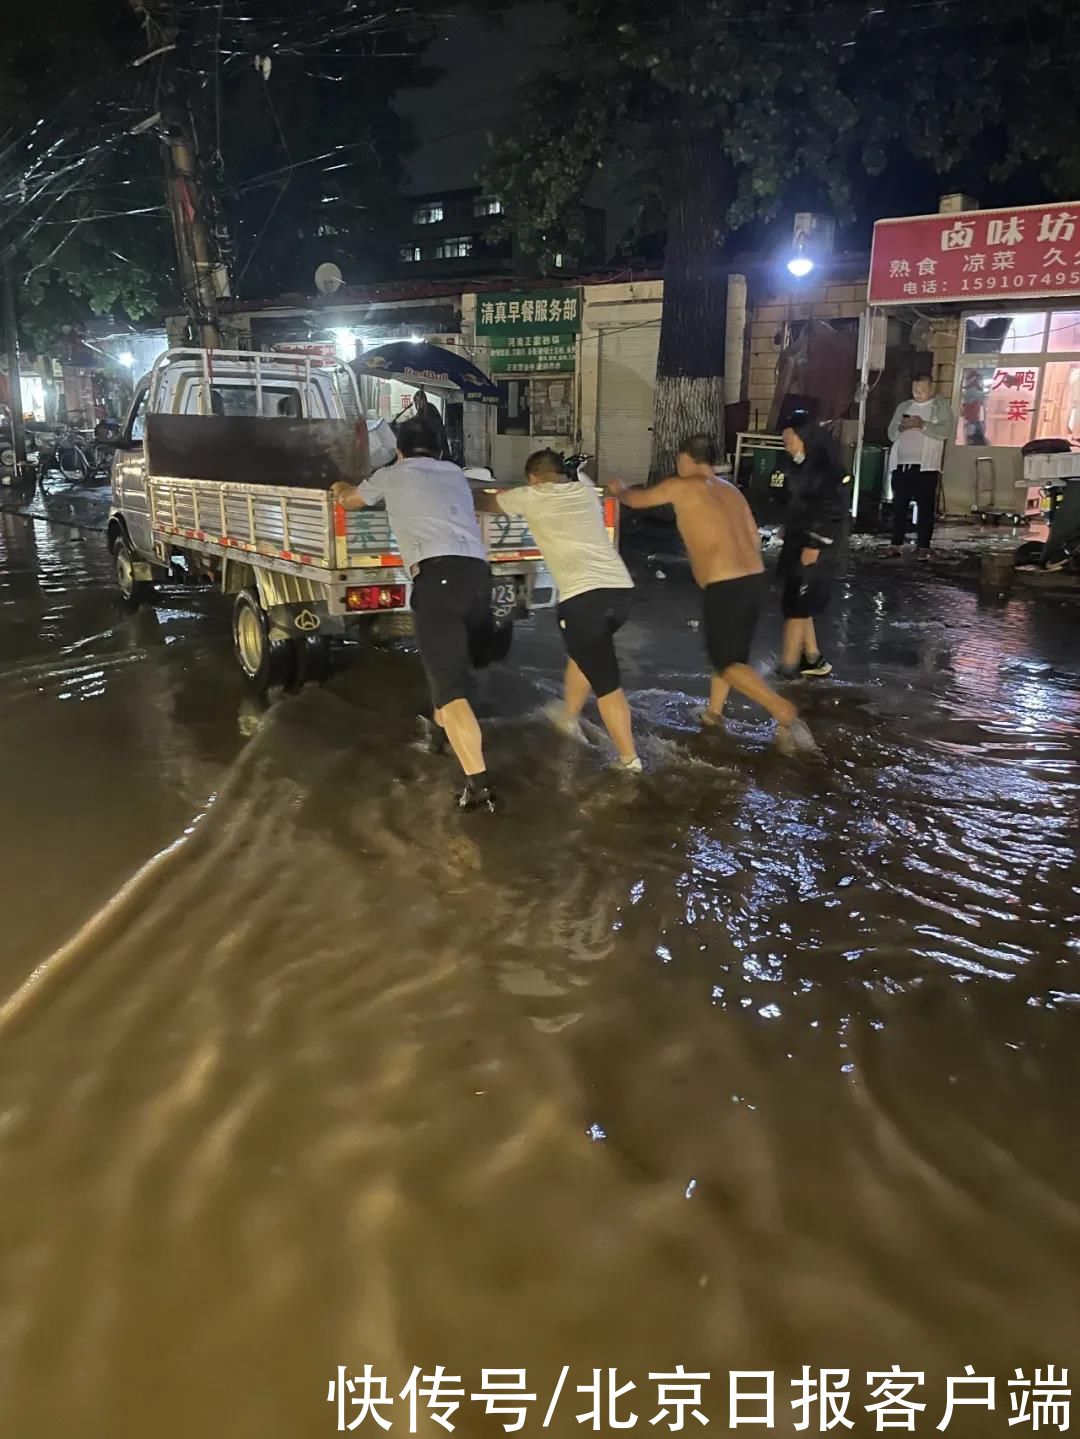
776, 718, 821, 758
775, 661, 802, 681
799, 653, 833, 678
882, 545, 904, 558
916, 547, 932, 562
458, 781, 498, 813
544, 699, 587, 742
697, 707, 726, 730
613, 755, 643, 773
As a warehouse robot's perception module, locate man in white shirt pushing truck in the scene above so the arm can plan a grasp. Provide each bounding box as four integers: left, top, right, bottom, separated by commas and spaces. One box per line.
477, 448, 642, 773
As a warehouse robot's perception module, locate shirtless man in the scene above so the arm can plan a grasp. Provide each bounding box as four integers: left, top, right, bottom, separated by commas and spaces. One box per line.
609, 433, 815, 754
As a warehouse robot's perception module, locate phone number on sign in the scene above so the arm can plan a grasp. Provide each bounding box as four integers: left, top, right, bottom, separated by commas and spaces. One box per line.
327, 1365, 1072, 1433
962, 272, 1080, 291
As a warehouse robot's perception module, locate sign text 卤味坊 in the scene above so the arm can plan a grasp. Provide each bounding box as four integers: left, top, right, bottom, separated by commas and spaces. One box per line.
475, 289, 581, 374
868, 203, 1080, 306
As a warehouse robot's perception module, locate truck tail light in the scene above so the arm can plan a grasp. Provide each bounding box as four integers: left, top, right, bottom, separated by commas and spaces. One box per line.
345, 584, 406, 612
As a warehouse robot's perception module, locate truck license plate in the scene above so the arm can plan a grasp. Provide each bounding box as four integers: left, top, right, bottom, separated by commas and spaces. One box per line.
491, 580, 517, 618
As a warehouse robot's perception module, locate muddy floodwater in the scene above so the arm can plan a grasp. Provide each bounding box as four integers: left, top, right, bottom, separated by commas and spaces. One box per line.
1, 509, 1079, 1438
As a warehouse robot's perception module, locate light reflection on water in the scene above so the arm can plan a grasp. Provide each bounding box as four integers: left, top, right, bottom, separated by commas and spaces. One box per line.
0, 516, 1079, 1435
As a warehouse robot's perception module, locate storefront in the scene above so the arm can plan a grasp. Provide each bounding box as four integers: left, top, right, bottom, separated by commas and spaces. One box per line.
864, 200, 1080, 515
468, 288, 581, 478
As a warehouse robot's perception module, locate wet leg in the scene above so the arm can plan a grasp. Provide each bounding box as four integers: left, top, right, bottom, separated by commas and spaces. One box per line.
722, 663, 797, 726
564, 658, 591, 718
439, 697, 486, 777
781, 618, 809, 669
702, 673, 730, 727
596, 688, 637, 762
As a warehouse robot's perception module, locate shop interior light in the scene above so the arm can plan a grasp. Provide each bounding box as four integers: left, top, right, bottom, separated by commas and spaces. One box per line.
118, 351, 136, 368
332, 327, 357, 362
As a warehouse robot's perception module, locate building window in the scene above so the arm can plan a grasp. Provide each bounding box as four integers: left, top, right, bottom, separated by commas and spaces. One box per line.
955, 308, 1080, 448
553, 253, 564, 270
473, 197, 503, 218
399, 245, 421, 263
434, 236, 473, 260
413, 203, 444, 225
496, 377, 573, 437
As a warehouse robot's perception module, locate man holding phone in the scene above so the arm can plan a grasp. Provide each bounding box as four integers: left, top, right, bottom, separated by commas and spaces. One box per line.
886, 370, 955, 557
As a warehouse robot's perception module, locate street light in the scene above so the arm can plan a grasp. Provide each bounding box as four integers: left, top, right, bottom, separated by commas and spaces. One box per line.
786, 233, 814, 278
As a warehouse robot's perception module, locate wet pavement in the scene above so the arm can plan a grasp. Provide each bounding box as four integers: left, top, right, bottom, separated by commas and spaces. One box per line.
2, 509, 1080, 1438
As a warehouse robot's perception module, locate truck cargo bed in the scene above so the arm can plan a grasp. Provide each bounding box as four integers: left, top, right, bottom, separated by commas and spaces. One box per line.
149, 474, 545, 573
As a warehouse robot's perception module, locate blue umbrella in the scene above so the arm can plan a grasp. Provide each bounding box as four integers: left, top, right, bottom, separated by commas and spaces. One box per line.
354, 342, 499, 404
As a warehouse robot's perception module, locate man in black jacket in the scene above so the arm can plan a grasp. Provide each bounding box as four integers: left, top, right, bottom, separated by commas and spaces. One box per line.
776, 413, 851, 679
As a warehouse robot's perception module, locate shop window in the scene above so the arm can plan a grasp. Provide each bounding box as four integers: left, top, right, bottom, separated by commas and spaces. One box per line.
497, 380, 531, 436
1036, 361, 1080, 442
1046, 311, 1080, 353
473, 196, 502, 218
496, 377, 573, 437
434, 236, 473, 260
962, 312, 1046, 354
413, 203, 444, 225
956, 365, 1036, 447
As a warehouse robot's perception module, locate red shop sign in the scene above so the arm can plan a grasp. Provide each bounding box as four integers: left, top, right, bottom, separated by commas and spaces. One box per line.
868, 202, 1080, 306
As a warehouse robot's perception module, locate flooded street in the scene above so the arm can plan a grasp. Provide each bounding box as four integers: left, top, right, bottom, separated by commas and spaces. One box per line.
2, 508, 1080, 1437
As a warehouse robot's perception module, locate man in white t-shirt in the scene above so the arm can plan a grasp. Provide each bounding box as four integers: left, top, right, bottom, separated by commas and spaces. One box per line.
886, 370, 955, 557
477, 449, 640, 772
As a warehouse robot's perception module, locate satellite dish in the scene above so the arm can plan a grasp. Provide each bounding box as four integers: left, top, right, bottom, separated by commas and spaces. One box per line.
314, 262, 344, 296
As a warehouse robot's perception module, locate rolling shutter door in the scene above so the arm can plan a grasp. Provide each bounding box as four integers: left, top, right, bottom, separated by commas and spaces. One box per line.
596, 322, 661, 483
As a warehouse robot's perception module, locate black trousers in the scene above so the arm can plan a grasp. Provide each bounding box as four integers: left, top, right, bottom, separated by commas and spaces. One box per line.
891, 466, 939, 548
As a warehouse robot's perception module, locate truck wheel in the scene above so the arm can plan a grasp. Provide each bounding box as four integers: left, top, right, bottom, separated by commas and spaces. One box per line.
232, 588, 295, 693
288, 634, 332, 690
113, 532, 153, 611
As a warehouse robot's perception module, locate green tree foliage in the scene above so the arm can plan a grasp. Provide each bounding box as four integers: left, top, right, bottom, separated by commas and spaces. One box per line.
485, 0, 1080, 470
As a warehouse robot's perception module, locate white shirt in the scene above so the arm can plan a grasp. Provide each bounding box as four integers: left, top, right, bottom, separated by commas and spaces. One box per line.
892, 399, 944, 471
357, 458, 487, 574
496, 478, 632, 602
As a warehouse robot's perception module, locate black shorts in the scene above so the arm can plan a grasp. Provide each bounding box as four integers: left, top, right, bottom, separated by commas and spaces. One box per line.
557, 587, 631, 698
410, 556, 493, 709
703, 572, 764, 673
779, 539, 838, 620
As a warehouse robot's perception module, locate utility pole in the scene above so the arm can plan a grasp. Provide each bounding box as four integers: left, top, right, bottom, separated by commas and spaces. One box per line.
131, 0, 224, 348
1, 260, 29, 476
